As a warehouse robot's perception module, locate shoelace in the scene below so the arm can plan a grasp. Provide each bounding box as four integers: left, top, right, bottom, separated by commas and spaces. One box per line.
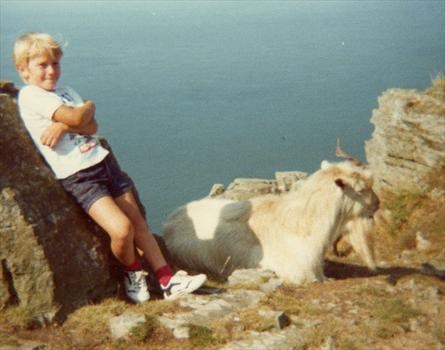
129, 271, 148, 288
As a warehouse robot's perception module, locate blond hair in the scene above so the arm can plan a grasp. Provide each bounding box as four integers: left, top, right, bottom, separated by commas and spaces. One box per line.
13, 32, 63, 75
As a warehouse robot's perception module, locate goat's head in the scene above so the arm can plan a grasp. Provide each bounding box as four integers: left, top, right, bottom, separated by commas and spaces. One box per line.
332, 139, 379, 216
327, 140, 380, 270
320, 159, 378, 218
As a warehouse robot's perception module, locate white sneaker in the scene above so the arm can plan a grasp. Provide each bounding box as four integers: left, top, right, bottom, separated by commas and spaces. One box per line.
124, 270, 150, 303
161, 271, 207, 300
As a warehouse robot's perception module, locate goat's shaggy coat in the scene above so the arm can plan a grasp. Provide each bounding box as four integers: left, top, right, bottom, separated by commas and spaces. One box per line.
162, 160, 378, 284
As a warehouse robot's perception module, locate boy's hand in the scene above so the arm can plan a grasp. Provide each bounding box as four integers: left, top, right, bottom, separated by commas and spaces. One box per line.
40, 122, 68, 148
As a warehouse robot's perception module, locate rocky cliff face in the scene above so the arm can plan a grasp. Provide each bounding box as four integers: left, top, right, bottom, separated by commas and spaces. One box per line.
0, 82, 119, 324
365, 78, 445, 193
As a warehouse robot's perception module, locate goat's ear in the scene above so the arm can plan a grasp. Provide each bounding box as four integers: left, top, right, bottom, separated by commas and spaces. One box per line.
321, 160, 331, 170
335, 178, 345, 189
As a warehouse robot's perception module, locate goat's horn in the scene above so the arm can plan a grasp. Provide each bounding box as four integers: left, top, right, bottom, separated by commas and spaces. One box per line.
336, 139, 363, 166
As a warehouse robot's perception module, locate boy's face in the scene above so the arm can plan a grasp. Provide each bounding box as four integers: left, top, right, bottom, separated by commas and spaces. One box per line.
21, 53, 61, 91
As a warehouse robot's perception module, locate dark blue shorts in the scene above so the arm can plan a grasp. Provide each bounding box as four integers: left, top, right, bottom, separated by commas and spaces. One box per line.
60, 154, 134, 213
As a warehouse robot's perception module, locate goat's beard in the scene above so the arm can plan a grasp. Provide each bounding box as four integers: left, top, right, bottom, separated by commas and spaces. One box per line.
339, 217, 377, 270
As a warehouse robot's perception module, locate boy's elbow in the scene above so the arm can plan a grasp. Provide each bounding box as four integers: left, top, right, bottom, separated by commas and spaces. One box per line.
73, 109, 92, 127
71, 116, 84, 128
91, 120, 99, 133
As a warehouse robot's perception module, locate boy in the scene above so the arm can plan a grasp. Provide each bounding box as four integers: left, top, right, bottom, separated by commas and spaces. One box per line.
13, 32, 206, 303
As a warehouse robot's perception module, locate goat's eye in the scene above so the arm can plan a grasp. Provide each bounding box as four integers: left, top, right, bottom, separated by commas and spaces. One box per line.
357, 188, 366, 194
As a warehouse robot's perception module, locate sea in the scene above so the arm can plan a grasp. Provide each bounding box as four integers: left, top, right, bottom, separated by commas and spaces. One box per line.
1, 1, 444, 232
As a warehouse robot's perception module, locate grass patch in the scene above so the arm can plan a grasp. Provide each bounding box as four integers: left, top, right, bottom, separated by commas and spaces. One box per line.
371, 298, 419, 323
337, 337, 359, 350
369, 298, 420, 339
376, 158, 445, 258
129, 315, 160, 342
64, 298, 126, 334
355, 283, 391, 299
264, 284, 304, 315
0, 305, 40, 330
238, 308, 275, 333
384, 191, 425, 236
188, 324, 222, 349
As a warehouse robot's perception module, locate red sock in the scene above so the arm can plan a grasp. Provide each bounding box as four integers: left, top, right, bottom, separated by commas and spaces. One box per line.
125, 259, 142, 272
155, 265, 173, 286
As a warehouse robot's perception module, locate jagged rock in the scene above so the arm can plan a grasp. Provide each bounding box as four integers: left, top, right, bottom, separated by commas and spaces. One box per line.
159, 288, 265, 339
275, 171, 307, 191
208, 183, 225, 197
0, 81, 18, 98
221, 178, 279, 200
0, 86, 119, 323
365, 78, 445, 193
210, 171, 308, 200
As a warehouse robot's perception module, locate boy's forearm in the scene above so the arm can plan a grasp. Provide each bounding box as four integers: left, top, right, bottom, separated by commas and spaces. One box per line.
40, 118, 98, 148
66, 118, 98, 135
52, 101, 96, 128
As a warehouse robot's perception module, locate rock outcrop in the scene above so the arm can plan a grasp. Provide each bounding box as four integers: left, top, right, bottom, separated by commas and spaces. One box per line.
365, 77, 445, 193
0, 82, 119, 324
209, 171, 308, 200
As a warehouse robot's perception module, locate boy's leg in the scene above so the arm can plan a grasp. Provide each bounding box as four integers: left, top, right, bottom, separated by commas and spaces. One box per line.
114, 190, 207, 299
88, 195, 150, 303
114, 190, 168, 272
88, 195, 136, 266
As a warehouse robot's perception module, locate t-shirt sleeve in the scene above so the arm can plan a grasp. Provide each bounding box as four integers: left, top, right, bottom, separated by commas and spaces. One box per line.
18, 85, 64, 121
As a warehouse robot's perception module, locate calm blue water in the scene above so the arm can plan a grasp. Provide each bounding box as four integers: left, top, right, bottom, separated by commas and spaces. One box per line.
1, 1, 444, 232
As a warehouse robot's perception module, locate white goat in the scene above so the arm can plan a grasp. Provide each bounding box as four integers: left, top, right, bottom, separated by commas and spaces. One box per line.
162, 159, 378, 284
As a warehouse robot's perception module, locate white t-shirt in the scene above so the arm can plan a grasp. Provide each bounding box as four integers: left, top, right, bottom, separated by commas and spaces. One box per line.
18, 85, 109, 179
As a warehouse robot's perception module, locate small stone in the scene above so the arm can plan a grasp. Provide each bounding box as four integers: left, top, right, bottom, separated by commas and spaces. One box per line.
321, 336, 335, 350
260, 277, 283, 293
422, 286, 441, 302
416, 231, 432, 251
173, 326, 190, 339
109, 313, 146, 340
275, 311, 291, 330
209, 184, 225, 197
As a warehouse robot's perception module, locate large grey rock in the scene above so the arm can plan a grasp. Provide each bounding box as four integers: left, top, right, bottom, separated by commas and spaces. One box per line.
0, 87, 118, 323
365, 79, 445, 193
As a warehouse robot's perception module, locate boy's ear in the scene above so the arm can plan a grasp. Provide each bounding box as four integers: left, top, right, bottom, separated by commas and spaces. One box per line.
16, 64, 29, 81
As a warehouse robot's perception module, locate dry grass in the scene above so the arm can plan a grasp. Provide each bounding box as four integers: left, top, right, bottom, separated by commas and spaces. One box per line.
373, 157, 445, 261
1, 148, 444, 350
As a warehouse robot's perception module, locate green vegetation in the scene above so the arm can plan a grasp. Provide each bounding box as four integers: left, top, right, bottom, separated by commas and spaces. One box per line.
376, 156, 445, 256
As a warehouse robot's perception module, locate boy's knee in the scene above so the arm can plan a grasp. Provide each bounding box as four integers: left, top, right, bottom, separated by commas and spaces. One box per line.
110, 219, 134, 242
